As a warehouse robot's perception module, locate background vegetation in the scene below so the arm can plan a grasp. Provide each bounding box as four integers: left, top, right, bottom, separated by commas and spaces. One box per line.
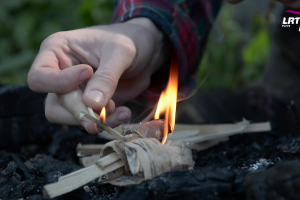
0, 0, 271, 88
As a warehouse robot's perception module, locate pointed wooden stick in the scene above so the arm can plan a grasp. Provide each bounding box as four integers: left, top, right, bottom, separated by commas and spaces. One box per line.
43, 153, 123, 199
80, 111, 123, 138
95, 152, 120, 169
168, 121, 271, 146
187, 137, 229, 151
172, 121, 270, 135
77, 143, 104, 156
114, 121, 270, 136
79, 155, 100, 167
87, 107, 97, 119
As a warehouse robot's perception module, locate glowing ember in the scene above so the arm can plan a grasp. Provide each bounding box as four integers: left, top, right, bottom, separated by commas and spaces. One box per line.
100, 107, 106, 124
154, 53, 178, 144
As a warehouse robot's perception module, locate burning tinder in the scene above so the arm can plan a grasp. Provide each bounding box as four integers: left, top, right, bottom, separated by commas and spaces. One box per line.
154, 53, 178, 144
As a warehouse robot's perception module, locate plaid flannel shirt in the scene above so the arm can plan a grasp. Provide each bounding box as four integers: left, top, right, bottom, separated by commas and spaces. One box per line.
112, 0, 222, 104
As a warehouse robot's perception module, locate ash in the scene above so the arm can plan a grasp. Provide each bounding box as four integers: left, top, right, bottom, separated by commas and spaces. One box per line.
248, 158, 274, 171
83, 185, 91, 193
1, 85, 300, 200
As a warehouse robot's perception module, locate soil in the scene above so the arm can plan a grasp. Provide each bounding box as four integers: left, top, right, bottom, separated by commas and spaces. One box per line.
1, 84, 300, 200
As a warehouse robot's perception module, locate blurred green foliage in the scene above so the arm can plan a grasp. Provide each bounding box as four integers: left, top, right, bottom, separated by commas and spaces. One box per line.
0, 1, 270, 88
0, 0, 113, 84
197, 4, 270, 88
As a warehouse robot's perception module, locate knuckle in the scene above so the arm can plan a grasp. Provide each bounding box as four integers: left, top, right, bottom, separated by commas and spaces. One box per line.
112, 35, 136, 58
46, 31, 65, 41
41, 31, 66, 49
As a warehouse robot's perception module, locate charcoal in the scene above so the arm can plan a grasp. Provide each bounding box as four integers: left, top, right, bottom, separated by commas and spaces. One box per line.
116, 168, 234, 200
11, 153, 31, 180
0, 154, 83, 199
48, 127, 105, 161
0, 153, 11, 169
26, 195, 44, 200
2, 84, 300, 199
244, 160, 300, 200
24, 154, 82, 176
0, 84, 60, 149
5, 178, 47, 200
63, 184, 117, 200
0, 84, 46, 117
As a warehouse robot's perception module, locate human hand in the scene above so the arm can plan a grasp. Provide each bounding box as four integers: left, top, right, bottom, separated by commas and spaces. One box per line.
227, 0, 300, 9
28, 18, 171, 134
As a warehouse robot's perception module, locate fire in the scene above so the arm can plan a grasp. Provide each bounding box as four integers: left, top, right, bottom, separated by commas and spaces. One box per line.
100, 107, 106, 123
154, 53, 178, 144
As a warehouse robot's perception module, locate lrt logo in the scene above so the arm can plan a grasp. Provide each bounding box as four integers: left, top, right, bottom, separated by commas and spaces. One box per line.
282, 10, 300, 31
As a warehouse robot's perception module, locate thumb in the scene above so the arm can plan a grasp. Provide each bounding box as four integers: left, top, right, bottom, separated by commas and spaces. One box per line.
28, 64, 93, 93
83, 50, 134, 110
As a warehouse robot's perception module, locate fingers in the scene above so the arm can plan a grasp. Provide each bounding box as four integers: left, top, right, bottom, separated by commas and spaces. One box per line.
112, 75, 150, 106
28, 62, 93, 93
45, 89, 99, 134
104, 106, 132, 128
45, 93, 79, 125
57, 89, 99, 134
106, 100, 115, 115
83, 39, 136, 110
45, 90, 128, 134
28, 32, 94, 93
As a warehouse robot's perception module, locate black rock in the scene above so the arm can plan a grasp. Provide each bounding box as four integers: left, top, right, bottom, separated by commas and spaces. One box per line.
116, 168, 234, 200
0, 154, 82, 199
244, 160, 300, 200
1, 84, 300, 199
48, 127, 106, 162
0, 84, 60, 149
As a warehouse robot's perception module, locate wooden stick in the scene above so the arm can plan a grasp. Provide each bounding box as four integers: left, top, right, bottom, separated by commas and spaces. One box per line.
114, 121, 271, 136
76, 143, 103, 156
95, 152, 120, 169
87, 107, 97, 119
80, 111, 123, 138
97, 130, 118, 140
43, 153, 123, 199
168, 121, 271, 146
172, 121, 270, 134
79, 155, 100, 167
187, 137, 229, 151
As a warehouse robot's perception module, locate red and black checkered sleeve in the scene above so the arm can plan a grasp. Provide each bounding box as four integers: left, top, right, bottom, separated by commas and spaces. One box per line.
112, 0, 222, 102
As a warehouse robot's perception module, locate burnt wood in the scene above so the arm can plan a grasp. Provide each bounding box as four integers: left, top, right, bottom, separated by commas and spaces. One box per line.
1, 84, 300, 199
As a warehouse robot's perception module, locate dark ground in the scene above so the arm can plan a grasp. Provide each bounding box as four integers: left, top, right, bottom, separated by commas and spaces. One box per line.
1, 84, 300, 200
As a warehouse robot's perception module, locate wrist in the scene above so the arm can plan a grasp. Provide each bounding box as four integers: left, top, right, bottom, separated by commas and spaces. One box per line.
125, 18, 163, 42
125, 18, 172, 74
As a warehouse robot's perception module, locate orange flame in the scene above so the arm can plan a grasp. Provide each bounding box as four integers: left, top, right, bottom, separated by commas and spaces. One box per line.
154, 53, 178, 144
100, 107, 106, 124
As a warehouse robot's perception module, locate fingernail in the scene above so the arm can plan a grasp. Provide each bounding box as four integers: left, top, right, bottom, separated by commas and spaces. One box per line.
79, 70, 91, 82
117, 112, 130, 122
82, 121, 89, 132
87, 90, 104, 103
